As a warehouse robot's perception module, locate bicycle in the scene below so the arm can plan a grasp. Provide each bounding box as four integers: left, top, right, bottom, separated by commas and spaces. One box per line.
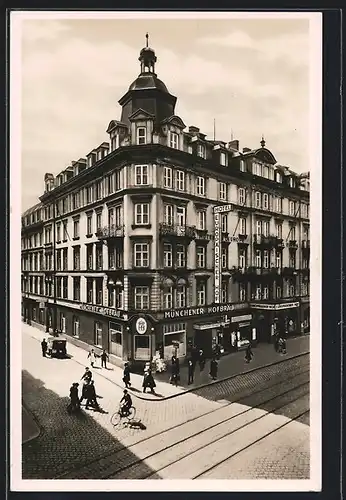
110, 404, 136, 428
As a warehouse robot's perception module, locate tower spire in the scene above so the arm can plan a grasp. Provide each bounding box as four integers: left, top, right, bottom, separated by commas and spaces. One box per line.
260, 135, 266, 148
146, 32, 149, 48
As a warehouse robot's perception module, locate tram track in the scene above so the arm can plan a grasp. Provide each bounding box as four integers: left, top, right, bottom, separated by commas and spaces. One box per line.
58, 365, 309, 479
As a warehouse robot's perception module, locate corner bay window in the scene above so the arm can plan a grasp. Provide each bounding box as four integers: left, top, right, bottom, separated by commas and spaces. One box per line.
135, 165, 148, 185
176, 170, 185, 191
134, 243, 149, 267
196, 176, 205, 196
197, 282, 206, 306
135, 203, 149, 225
134, 286, 150, 310
164, 167, 172, 188
163, 243, 172, 267
196, 246, 206, 268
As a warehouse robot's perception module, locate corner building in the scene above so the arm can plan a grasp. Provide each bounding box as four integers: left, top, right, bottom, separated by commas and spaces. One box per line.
21, 41, 310, 366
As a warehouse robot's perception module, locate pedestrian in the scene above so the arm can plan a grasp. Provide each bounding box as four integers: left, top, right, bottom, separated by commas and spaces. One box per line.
87, 349, 96, 368
143, 362, 156, 393
123, 362, 131, 388
170, 355, 180, 386
187, 358, 195, 385
274, 335, 279, 352
86, 380, 100, 410
79, 379, 90, 405
245, 343, 253, 363
210, 358, 218, 380
81, 366, 92, 383
100, 349, 109, 369
191, 345, 199, 368
41, 338, 48, 357
68, 382, 80, 412
199, 348, 206, 371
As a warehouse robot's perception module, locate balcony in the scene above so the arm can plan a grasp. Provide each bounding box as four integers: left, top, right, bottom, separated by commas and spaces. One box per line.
288, 239, 298, 249
96, 225, 124, 240
253, 234, 275, 247
195, 228, 213, 241
282, 267, 297, 277
159, 223, 196, 239
273, 237, 285, 249
302, 239, 310, 249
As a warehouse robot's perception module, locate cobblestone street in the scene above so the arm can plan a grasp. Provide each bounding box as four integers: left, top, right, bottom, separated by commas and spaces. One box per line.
22, 326, 310, 480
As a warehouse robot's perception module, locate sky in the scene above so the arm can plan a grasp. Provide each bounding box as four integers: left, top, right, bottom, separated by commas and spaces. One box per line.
17, 13, 314, 212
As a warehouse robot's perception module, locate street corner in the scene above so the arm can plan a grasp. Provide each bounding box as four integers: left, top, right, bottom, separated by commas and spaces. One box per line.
22, 405, 40, 444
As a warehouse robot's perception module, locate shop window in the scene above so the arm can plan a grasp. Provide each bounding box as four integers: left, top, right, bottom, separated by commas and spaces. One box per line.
60, 313, 66, 333
32, 308, 37, 322
110, 322, 122, 357
163, 323, 186, 359
134, 335, 151, 360
73, 316, 80, 337
94, 321, 102, 347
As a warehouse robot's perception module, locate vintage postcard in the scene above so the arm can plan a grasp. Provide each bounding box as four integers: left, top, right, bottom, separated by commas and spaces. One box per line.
10, 10, 322, 492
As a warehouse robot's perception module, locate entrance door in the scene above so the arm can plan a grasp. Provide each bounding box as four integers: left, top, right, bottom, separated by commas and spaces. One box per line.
134, 335, 151, 361
109, 322, 123, 358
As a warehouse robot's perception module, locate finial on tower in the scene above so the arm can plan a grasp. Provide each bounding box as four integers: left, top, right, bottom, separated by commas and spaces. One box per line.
146, 32, 149, 48
260, 135, 266, 148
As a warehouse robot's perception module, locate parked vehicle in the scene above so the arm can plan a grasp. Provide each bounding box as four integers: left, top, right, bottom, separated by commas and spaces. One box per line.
47, 337, 67, 358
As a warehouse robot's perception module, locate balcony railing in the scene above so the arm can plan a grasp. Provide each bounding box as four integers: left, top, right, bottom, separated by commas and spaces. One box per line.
159, 223, 196, 238
195, 228, 213, 241
282, 266, 297, 277
288, 239, 298, 249
96, 225, 125, 239
253, 234, 274, 247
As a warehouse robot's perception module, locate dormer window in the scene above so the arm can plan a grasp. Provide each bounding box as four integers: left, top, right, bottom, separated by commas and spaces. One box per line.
137, 127, 147, 145
97, 150, 103, 161
220, 152, 226, 166
197, 144, 206, 159
276, 172, 282, 183
240, 160, 246, 172
289, 177, 295, 188
188, 145, 193, 154
263, 166, 269, 179
169, 131, 179, 149
253, 162, 262, 176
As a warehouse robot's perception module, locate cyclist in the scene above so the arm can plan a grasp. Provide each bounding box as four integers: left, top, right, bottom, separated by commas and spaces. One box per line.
119, 389, 132, 417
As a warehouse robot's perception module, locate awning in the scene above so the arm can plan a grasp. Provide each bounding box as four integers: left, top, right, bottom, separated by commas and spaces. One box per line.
194, 321, 223, 330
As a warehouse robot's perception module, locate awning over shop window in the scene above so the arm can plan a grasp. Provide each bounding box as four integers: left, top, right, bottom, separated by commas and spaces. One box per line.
194, 321, 223, 330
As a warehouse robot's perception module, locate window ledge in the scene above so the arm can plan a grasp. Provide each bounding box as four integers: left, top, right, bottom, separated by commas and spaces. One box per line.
132, 224, 152, 230
62, 239, 68, 243
86, 234, 93, 238
72, 237, 80, 241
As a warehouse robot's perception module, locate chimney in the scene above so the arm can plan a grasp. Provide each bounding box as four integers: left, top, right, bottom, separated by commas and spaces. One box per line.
228, 140, 239, 151
243, 147, 251, 153
188, 126, 200, 136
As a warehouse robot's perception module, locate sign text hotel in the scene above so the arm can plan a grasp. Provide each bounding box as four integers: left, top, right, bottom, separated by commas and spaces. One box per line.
164, 303, 248, 319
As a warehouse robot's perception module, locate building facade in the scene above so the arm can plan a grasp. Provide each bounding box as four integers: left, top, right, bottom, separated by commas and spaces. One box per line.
21, 41, 310, 366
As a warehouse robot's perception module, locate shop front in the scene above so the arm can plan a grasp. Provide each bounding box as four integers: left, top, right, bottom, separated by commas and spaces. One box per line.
300, 298, 310, 333
251, 301, 301, 342
157, 302, 252, 361
54, 301, 128, 362
126, 314, 157, 369
22, 295, 46, 328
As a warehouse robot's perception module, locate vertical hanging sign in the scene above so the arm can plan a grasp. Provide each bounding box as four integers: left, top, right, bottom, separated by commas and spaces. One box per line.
214, 209, 221, 303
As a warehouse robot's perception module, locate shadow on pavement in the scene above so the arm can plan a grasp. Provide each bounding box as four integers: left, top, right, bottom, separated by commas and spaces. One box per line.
22, 370, 155, 479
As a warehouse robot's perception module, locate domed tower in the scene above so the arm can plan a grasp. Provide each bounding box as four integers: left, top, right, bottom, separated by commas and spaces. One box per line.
118, 34, 177, 127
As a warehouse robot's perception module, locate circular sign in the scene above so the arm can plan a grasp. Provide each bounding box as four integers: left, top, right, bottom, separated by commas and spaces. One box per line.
136, 317, 148, 335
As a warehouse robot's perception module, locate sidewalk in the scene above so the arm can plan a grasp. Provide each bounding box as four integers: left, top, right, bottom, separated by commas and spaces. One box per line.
22, 404, 40, 444
22, 322, 309, 401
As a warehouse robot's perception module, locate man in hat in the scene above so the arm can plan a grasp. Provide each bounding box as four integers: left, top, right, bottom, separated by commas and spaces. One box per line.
41, 338, 48, 357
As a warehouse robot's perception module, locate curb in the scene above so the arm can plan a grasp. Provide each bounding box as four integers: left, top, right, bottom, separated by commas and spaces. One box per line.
25, 329, 309, 402
22, 402, 41, 445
